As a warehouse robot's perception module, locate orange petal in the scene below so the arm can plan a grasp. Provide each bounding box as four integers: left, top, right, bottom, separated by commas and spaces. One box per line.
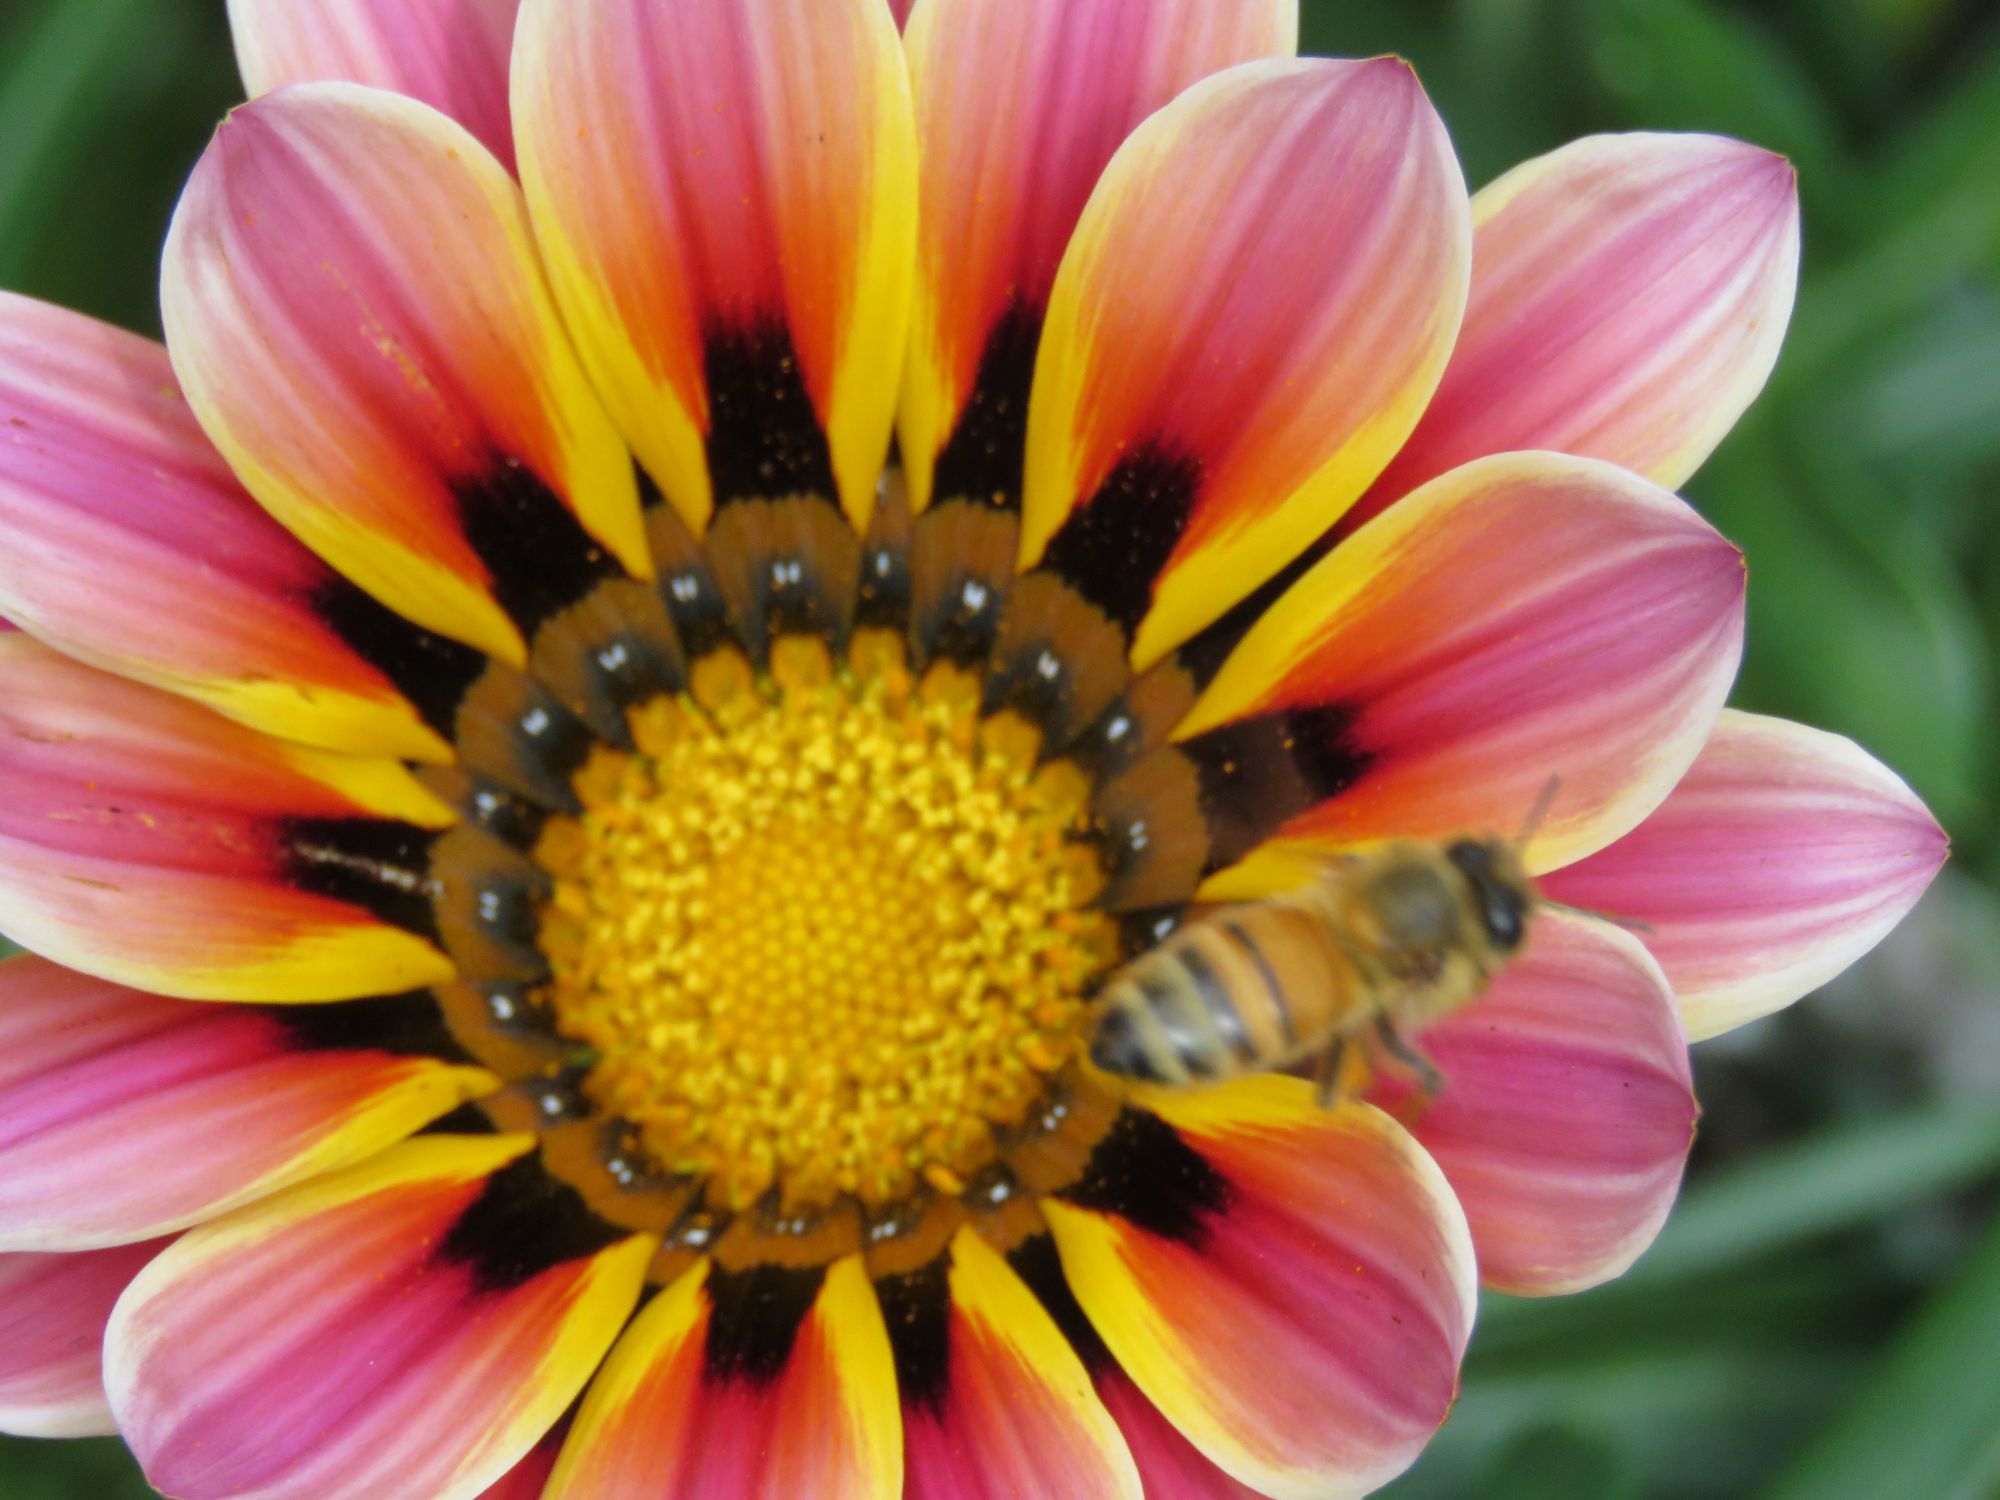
108, 1137, 651, 1500
900, 0, 1295, 515
1021, 56, 1470, 668
547, 1255, 902, 1499
0, 955, 494, 1252
0, 635, 456, 1001
163, 85, 649, 666
1045, 1088, 1475, 1499
881, 1228, 1140, 1498
1163, 452, 1744, 898
514, 0, 917, 535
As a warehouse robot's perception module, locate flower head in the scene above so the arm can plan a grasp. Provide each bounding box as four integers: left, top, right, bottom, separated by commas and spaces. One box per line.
0, 1, 1943, 1497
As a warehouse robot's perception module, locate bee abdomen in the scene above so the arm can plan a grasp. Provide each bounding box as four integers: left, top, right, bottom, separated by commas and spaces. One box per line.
1088, 918, 1304, 1088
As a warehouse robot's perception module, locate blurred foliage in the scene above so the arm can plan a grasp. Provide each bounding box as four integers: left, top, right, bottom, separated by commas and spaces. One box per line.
0, 0, 1996, 1496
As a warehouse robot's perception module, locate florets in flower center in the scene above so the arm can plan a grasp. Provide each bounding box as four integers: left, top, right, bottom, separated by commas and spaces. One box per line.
535, 642, 1116, 1213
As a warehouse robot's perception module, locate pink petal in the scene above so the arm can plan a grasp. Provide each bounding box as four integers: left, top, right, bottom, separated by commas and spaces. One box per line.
0, 954, 494, 1252
900, 0, 1295, 513
162, 84, 648, 666
887, 1229, 1140, 1500
513, 0, 916, 535
1545, 709, 1948, 1040
1020, 56, 1471, 667
108, 1137, 652, 1500
1369, 910, 1696, 1295
0, 634, 456, 1002
1358, 133, 1799, 526
1160, 452, 1744, 899
545, 1255, 901, 1500
1045, 1088, 1475, 1499
473, 1422, 566, 1499
0, 290, 455, 763
227, 0, 523, 169
1095, 1370, 1265, 1499
0, 1240, 167, 1438
888, 0, 916, 24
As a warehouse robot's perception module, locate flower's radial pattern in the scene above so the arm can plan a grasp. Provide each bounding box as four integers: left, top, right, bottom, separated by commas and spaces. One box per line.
0, 0, 1946, 1497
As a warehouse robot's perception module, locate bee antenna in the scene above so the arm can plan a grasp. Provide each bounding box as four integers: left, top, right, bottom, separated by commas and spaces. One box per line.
1541, 898, 1655, 936
1515, 774, 1563, 846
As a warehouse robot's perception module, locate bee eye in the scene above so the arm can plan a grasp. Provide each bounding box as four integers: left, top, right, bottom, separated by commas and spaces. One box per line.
1483, 889, 1526, 950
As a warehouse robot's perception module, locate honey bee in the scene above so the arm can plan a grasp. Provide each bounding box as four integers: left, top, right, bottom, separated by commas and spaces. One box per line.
1087, 835, 1538, 1103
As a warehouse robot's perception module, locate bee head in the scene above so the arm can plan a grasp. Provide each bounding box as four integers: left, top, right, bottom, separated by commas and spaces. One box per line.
1445, 838, 1532, 953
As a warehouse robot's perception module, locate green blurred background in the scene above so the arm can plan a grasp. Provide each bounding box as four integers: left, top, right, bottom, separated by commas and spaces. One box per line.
1, 0, 1997, 1495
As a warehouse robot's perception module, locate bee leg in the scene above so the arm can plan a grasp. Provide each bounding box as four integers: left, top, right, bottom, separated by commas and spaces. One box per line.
1373, 1017, 1447, 1100
1312, 1039, 1349, 1108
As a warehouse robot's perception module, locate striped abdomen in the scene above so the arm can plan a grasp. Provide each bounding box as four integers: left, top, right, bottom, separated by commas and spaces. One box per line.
1088, 892, 1372, 1087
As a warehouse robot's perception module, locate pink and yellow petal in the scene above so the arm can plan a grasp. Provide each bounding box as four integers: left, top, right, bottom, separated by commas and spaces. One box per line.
1021, 57, 1470, 666
0, 635, 456, 1001
107, 1136, 652, 1500
1360, 133, 1799, 522
899, 0, 1296, 513
1546, 709, 1947, 1041
162, 84, 648, 666
227, 0, 523, 169
1370, 911, 1696, 1296
890, 1228, 1140, 1500
547, 1255, 901, 1500
475, 1423, 567, 1499
1094, 1370, 1266, 1500
514, 0, 916, 533
0, 1240, 167, 1438
0, 955, 495, 1252
0, 291, 456, 762
1175, 452, 1744, 896
1045, 1088, 1475, 1500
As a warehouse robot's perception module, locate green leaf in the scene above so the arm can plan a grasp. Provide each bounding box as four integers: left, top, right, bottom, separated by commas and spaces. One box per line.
0, 0, 157, 267
1757, 1213, 2000, 1500
1477, 1425, 1642, 1500
0, 1438, 155, 1500
1624, 1103, 2000, 1288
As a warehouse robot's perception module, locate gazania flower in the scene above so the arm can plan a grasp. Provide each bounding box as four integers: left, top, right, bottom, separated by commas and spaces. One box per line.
0, 1, 1945, 1497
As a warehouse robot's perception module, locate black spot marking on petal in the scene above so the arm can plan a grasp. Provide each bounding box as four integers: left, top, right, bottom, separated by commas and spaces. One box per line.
875, 1254, 953, 1416
271, 991, 471, 1063
705, 321, 838, 508
1179, 702, 1373, 872
1038, 446, 1201, 637
281, 818, 445, 947
1006, 1232, 1112, 1375
930, 300, 1042, 511
312, 577, 490, 741
455, 458, 625, 638
439, 1153, 630, 1292
1056, 1107, 1228, 1245
702, 1263, 827, 1387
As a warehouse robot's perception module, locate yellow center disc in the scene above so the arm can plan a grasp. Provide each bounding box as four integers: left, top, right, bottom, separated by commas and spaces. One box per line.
536, 642, 1116, 1213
